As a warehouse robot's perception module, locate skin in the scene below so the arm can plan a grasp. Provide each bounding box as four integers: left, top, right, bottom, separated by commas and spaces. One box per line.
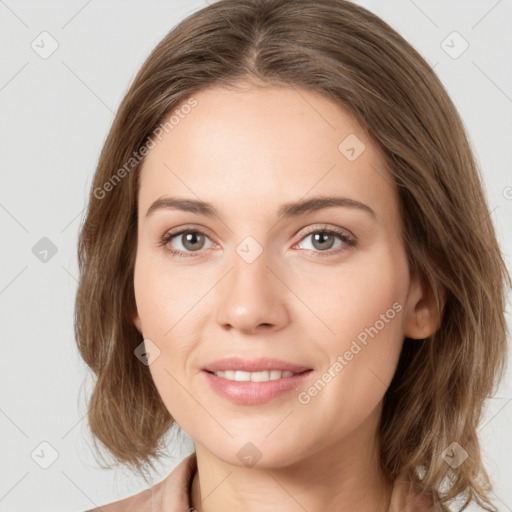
132, 82, 439, 512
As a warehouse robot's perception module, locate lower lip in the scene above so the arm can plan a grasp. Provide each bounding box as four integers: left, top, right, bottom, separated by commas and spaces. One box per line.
202, 370, 313, 405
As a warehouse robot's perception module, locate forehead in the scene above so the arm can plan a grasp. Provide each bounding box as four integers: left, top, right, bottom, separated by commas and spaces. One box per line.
138, 84, 397, 222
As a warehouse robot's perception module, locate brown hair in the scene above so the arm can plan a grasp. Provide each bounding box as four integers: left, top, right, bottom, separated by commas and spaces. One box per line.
74, 0, 510, 509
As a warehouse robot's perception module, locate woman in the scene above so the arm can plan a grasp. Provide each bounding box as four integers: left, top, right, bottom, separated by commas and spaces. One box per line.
75, 1, 510, 511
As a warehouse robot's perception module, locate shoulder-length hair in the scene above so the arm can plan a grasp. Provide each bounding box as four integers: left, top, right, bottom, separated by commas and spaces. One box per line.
74, 1, 510, 509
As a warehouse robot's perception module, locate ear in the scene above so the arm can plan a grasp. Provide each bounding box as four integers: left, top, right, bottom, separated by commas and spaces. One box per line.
132, 307, 143, 335
403, 273, 444, 340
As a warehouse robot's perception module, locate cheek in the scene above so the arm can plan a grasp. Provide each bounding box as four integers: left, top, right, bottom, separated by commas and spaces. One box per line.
133, 253, 202, 414
133, 251, 194, 335
304, 252, 408, 415
299, 252, 406, 344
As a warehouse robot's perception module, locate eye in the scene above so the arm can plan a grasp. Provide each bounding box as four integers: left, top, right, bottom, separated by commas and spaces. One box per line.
160, 228, 214, 258
294, 225, 357, 256
160, 224, 357, 259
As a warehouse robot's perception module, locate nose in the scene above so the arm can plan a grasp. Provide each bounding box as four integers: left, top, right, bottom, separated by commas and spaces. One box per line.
215, 248, 290, 334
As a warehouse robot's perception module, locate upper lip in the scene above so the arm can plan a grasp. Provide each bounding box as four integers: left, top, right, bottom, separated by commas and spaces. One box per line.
203, 357, 312, 373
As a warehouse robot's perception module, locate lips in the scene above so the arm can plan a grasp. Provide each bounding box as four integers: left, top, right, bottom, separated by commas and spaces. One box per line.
202, 368, 314, 405
202, 356, 312, 374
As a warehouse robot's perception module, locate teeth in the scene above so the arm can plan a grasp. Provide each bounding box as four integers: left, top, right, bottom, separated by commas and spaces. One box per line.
212, 370, 297, 381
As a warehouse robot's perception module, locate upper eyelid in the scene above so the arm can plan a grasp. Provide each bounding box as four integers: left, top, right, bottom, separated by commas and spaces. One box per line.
163, 224, 216, 243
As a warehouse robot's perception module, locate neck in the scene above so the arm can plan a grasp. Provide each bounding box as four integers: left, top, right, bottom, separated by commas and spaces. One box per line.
189, 406, 393, 512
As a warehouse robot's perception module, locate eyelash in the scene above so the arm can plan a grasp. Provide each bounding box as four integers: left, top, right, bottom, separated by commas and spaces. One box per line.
159, 224, 357, 259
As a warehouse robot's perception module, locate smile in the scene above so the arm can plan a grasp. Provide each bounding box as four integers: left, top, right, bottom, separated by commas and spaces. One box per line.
203, 369, 313, 405
208, 370, 300, 381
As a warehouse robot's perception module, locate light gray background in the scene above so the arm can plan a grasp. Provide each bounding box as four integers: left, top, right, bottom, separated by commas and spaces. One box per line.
1, 1, 511, 511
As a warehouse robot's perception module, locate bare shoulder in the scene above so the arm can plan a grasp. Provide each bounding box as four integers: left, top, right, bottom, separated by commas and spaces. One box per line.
86, 486, 152, 512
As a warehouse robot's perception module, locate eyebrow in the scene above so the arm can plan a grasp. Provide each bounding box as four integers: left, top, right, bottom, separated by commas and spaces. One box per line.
145, 195, 376, 220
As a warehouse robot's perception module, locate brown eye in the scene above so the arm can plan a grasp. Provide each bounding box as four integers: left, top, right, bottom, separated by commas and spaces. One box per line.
180, 231, 206, 251
161, 228, 214, 257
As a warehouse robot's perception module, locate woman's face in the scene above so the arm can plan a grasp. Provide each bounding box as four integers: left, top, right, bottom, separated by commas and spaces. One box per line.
132, 83, 428, 468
